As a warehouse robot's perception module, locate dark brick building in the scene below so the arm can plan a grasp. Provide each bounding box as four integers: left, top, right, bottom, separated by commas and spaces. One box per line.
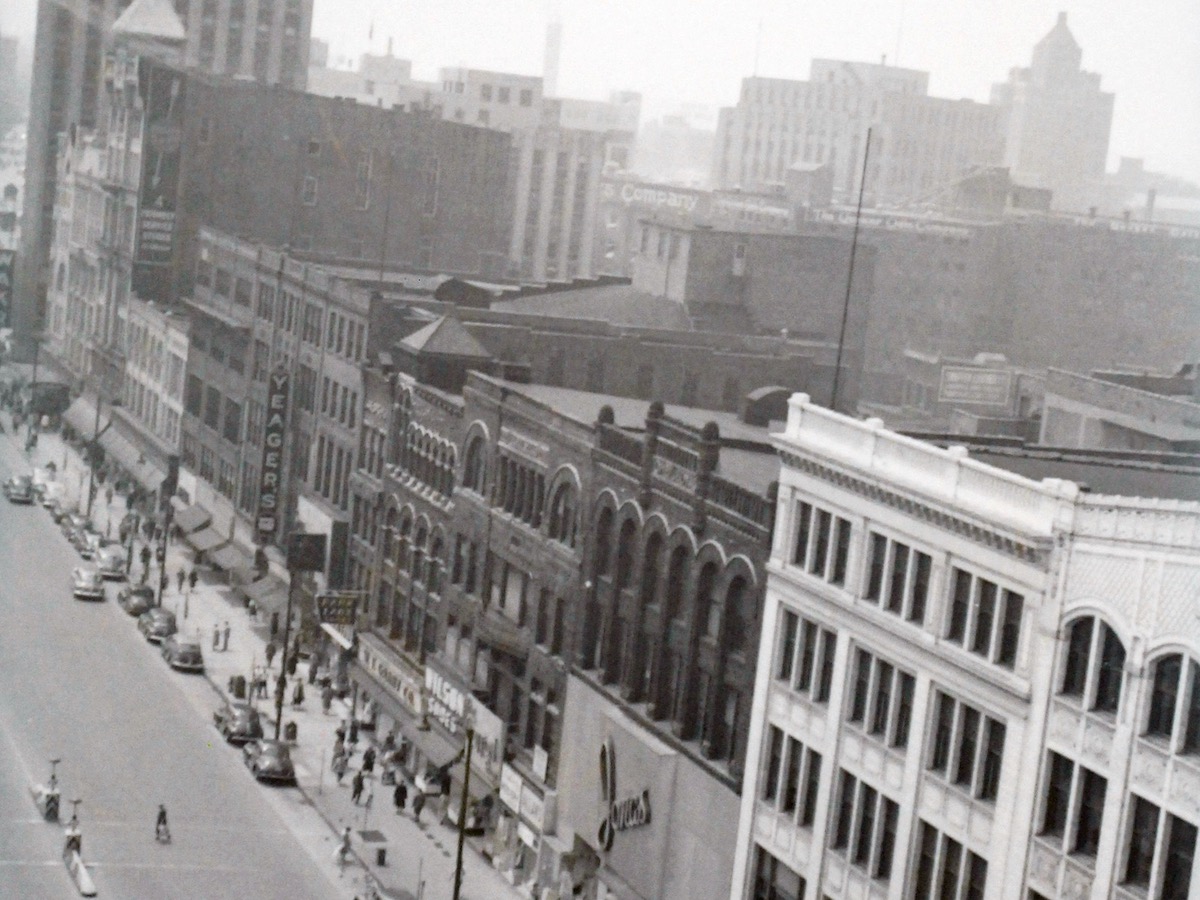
134, 57, 514, 301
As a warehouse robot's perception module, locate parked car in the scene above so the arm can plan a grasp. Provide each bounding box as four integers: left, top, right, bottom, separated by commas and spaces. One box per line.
117, 585, 156, 616
242, 740, 296, 784
137, 608, 177, 643
48, 499, 77, 524
30, 468, 53, 500
213, 702, 265, 745
4, 474, 34, 504
40, 481, 66, 508
70, 527, 98, 558
161, 635, 204, 672
61, 513, 88, 539
71, 567, 105, 601
96, 545, 126, 580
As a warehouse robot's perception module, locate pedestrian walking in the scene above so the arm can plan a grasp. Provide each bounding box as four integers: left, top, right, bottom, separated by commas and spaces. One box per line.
105, 485, 113, 507
362, 746, 376, 775
335, 720, 347, 743
292, 679, 305, 707
222, 621, 230, 651
412, 791, 425, 824
334, 825, 351, 868
255, 669, 268, 699
393, 780, 407, 814
333, 734, 345, 760
265, 640, 277, 669
212, 623, 220, 651
140, 544, 151, 571
188, 569, 198, 591
274, 674, 286, 707
247, 597, 258, 621
176, 569, 185, 593
351, 770, 365, 805
333, 752, 348, 784
321, 684, 333, 715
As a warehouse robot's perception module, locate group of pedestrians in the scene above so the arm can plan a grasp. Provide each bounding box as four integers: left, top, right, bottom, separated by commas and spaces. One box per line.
330, 725, 433, 826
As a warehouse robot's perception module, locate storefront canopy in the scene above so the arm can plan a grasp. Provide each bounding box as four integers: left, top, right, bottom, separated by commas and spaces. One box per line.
99, 427, 166, 490
210, 542, 253, 574
172, 503, 211, 534
187, 526, 226, 553
62, 396, 97, 434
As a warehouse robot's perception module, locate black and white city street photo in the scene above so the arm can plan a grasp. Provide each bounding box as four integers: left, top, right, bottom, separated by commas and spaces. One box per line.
0, 0, 1197, 897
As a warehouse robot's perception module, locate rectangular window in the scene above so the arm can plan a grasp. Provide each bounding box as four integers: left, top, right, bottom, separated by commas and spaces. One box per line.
945, 568, 1024, 670
1163, 816, 1198, 900
1123, 795, 1158, 886
1041, 752, 1072, 837
911, 822, 989, 900
762, 725, 784, 803
866, 533, 933, 622
777, 610, 798, 682
833, 770, 899, 881
752, 847, 805, 900
791, 501, 852, 585
1074, 768, 1107, 856
849, 647, 914, 748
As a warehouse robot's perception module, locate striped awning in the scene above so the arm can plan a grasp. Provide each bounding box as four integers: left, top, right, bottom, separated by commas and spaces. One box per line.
173, 503, 211, 534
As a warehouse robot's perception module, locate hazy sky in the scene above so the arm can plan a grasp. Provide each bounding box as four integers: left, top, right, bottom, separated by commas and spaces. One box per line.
3, 0, 1198, 182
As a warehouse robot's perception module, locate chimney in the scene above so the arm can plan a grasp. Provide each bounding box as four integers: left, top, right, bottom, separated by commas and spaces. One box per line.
1146, 188, 1157, 222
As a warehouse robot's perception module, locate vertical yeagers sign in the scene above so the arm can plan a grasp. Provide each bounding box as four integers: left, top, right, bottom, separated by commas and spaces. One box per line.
256, 369, 290, 542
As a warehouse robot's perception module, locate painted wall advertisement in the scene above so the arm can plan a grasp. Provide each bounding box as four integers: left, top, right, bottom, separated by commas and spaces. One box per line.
134, 60, 185, 295
255, 368, 289, 542
938, 365, 1013, 407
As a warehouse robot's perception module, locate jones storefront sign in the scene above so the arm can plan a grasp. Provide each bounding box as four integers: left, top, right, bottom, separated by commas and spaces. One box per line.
597, 737, 651, 851
255, 369, 289, 541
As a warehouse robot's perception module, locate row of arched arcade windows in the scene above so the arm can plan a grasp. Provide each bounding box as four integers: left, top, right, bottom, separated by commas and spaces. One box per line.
1060, 615, 1200, 754
374, 505, 446, 657
580, 504, 756, 768
399, 423, 456, 499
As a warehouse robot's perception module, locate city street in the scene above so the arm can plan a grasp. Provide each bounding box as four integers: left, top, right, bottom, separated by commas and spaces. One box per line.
0, 434, 350, 899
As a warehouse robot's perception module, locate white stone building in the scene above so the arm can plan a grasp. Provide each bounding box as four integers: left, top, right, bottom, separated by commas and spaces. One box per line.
730, 394, 1199, 900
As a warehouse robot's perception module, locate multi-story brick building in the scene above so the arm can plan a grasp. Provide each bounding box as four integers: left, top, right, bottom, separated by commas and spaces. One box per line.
731, 394, 1200, 899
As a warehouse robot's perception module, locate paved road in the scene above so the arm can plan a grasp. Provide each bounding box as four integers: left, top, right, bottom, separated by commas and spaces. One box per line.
0, 442, 348, 899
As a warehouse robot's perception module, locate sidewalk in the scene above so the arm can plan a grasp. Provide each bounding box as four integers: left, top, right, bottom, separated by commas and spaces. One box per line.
24, 426, 526, 900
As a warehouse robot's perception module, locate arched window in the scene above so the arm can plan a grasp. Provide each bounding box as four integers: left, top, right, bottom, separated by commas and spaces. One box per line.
412, 523, 428, 583
427, 534, 444, 594
462, 434, 486, 493
1060, 616, 1126, 713
397, 511, 413, 568
1145, 653, 1200, 752
663, 546, 689, 622
698, 562, 721, 640
383, 506, 398, 562
592, 507, 614, 579
615, 520, 638, 592
548, 480, 577, 546
723, 576, 749, 652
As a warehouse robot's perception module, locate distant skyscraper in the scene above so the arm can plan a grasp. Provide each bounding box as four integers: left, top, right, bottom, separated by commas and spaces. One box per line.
991, 12, 1114, 212
14, 0, 312, 355
712, 60, 1004, 205
0, 31, 22, 137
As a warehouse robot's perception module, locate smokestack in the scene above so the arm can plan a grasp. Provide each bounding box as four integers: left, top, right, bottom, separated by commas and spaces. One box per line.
1146, 187, 1157, 222
543, 20, 562, 97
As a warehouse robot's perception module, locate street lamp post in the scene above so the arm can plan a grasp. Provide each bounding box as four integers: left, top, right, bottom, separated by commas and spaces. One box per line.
274, 568, 298, 741
84, 391, 102, 519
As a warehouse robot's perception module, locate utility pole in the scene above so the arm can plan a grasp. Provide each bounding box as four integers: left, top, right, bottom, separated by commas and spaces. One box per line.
451, 726, 475, 900
85, 390, 102, 519
274, 567, 298, 741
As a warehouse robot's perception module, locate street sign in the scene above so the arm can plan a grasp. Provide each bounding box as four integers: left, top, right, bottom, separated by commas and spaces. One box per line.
316, 592, 358, 625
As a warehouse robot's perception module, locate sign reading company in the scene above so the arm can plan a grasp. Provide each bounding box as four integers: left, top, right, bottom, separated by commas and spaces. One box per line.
597, 737, 651, 852
600, 178, 706, 215
255, 369, 289, 541
359, 637, 425, 716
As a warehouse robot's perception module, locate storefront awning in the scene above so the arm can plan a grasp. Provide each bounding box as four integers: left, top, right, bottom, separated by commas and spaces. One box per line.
98, 427, 166, 489
210, 542, 253, 574
320, 622, 354, 650
187, 526, 227, 553
172, 503, 211, 534
244, 575, 284, 600
254, 586, 291, 615
62, 396, 97, 434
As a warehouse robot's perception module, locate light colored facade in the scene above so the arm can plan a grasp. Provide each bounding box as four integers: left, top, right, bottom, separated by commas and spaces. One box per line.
731, 394, 1200, 900
712, 61, 1004, 205
1040, 367, 1200, 452
991, 14, 1113, 213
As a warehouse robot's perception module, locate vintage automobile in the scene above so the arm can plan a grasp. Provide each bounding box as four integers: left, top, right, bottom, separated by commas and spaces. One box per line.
213, 702, 265, 745
137, 608, 178, 643
242, 740, 296, 784
71, 567, 105, 601
161, 634, 205, 672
